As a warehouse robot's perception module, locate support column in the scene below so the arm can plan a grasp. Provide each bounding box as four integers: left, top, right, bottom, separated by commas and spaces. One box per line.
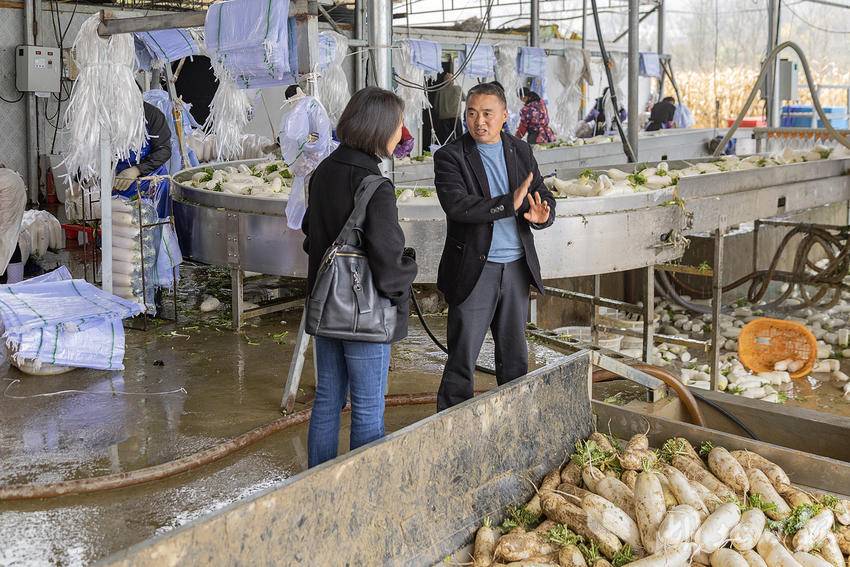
765, 0, 781, 128
657, 0, 664, 99
530, 0, 540, 47
710, 228, 725, 391
643, 266, 655, 364
354, 0, 366, 90
580, 0, 588, 118
367, 0, 393, 90
627, 0, 640, 158
24, 0, 41, 204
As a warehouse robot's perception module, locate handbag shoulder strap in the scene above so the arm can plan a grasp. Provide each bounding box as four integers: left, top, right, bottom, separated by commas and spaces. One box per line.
333, 174, 388, 246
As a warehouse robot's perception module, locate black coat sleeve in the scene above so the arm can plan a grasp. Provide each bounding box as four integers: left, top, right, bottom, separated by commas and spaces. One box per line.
363, 183, 418, 305
515, 147, 556, 230
434, 148, 516, 224
138, 103, 172, 176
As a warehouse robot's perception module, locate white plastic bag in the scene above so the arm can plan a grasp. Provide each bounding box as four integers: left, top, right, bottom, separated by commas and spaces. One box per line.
674, 103, 695, 129
278, 96, 338, 229
0, 169, 27, 274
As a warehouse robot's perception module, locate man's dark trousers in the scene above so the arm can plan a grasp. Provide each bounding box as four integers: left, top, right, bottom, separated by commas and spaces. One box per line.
436, 259, 531, 410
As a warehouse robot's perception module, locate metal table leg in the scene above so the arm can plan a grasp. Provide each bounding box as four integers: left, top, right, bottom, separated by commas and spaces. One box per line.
643, 266, 655, 363
710, 228, 725, 390
591, 274, 601, 344
281, 307, 311, 413
231, 267, 244, 331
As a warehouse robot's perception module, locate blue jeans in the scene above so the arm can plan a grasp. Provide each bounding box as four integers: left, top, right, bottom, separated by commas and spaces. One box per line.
307, 337, 391, 467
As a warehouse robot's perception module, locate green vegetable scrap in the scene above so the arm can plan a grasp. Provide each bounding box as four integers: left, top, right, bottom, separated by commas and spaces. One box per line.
699, 440, 714, 457
747, 494, 778, 514
768, 503, 824, 535
547, 524, 584, 547
499, 504, 541, 533
611, 544, 635, 567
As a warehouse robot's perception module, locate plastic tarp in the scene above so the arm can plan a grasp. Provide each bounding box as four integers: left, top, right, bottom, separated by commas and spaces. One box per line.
406, 39, 443, 76
278, 96, 338, 230
552, 49, 585, 137
674, 104, 695, 129
395, 41, 433, 148
461, 43, 496, 79
0, 272, 143, 371
639, 52, 662, 78
316, 31, 351, 124
135, 29, 199, 68
0, 169, 27, 275
204, 0, 297, 89
496, 45, 523, 133
143, 89, 200, 173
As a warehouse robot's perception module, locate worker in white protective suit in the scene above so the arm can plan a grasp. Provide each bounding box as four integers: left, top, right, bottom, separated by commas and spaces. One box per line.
0, 168, 27, 284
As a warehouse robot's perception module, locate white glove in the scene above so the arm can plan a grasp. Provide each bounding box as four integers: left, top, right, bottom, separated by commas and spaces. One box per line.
113, 166, 141, 191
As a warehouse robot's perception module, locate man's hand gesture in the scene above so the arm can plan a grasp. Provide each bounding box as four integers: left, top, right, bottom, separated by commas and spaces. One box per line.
524, 192, 551, 224
512, 172, 550, 224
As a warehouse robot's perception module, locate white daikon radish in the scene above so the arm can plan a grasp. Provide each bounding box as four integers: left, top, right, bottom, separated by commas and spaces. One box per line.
621, 542, 696, 567
707, 446, 749, 494
793, 509, 834, 552
582, 493, 643, 551
711, 549, 750, 567
200, 296, 221, 312
792, 553, 832, 567
730, 508, 766, 551
655, 504, 701, 547
634, 470, 666, 553
834, 500, 850, 525
757, 531, 802, 567
661, 464, 708, 516
817, 532, 844, 567
747, 469, 791, 520
740, 549, 769, 567
732, 451, 791, 487
694, 502, 741, 553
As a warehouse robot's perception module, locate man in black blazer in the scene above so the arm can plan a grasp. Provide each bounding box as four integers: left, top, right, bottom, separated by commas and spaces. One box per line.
434, 82, 556, 410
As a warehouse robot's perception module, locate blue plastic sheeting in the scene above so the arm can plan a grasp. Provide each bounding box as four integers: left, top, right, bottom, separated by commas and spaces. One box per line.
406, 39, 443, 75
318, 32, 336, 72
461, 43, 496, 78
0, 272, 143, 371
639, 52, 661, 78
518, 47, 547, 78
143, 89, 200, 174
136, 29, 199, 67
205, 0, 298, 89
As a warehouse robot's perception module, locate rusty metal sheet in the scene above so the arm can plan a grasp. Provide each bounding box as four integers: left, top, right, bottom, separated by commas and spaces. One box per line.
100, 353, 594, 567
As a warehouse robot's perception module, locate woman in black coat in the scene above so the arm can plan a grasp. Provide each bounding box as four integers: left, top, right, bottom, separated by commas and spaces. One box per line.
302, 87, 418, 467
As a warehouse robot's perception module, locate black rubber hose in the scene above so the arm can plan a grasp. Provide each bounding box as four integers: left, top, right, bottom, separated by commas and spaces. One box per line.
688, 390, 760, 441
589, 0, 636, 163
410, 288, 497, 376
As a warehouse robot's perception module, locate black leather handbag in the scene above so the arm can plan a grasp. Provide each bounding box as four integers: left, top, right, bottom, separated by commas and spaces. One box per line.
305, 175, 397, 343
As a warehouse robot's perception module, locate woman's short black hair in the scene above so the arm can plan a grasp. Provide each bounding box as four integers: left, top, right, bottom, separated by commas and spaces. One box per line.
336, 86, 404, 158
520, 88, 541, 103
467, 82, 507, 107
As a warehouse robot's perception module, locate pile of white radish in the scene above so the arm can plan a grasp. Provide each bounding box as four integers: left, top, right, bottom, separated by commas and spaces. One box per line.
621, 285, 850, 403
17, 209, 64, 265
394, 186, 438, 202
186, 131, 275, 163
544, 145, 836, 200
536, 136, 616, 149
186, 161, 292, 198
544, 162, 675, 199
467, 433, 850, 567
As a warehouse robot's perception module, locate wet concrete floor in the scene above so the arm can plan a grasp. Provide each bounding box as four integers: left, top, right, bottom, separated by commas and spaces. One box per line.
0, 265, 565, 566
4, 259, 850, 565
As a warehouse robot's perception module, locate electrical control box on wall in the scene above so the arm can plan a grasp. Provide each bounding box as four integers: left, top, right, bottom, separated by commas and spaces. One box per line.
15, 45, 61, 93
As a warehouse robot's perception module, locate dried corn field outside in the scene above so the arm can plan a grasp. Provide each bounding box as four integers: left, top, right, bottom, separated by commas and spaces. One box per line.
672, 64, 850, 129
